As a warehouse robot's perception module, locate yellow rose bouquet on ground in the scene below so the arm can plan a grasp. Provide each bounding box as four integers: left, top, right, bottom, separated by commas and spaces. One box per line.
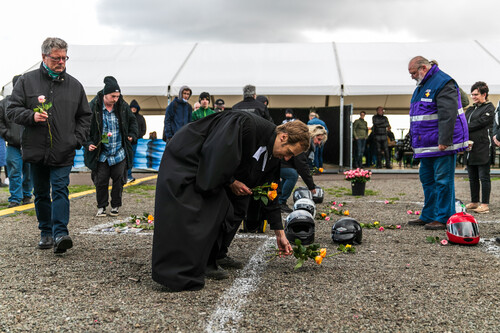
251, 182, 278, 205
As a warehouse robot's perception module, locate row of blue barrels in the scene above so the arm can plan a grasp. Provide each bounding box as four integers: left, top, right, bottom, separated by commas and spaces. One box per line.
73, 139, 166, 171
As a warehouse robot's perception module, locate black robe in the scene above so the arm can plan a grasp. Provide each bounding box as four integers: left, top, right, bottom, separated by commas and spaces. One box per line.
152, 111, 282, 291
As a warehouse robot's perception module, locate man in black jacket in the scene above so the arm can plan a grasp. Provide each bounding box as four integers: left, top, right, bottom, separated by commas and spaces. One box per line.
0, 75, 33, 208
7, 37, 91, 254
84, 77, 138, 218
126, 99, 146, 183
232, 85, 273, 122
372, 106, 392, 169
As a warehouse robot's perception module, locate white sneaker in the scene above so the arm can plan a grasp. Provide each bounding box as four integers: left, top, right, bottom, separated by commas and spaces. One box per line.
4, 178, 9, 185
96, 207, 106, 217
109, 207, 119, 216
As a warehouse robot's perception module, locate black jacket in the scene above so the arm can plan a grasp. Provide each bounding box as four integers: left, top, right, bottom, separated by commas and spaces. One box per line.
281, 152, 315, 190
372, 114, 390, 140
231, 97, 273, 122
7, 64, 91, 166
465, 101, 495, 165
83, 91, 138, 171
135, 112, 147, 139
0, 96, 24, 148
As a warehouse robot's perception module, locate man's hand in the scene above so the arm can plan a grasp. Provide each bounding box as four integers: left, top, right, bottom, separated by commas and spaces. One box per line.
229, 180, 252, 196
34, 111, 48, 122
311, 188, 317, 194
128, 136, 133, 142
274, 230, 293, 256
494, 135, 500, 147
438, 144, 448, 151
88, 144, 97, 151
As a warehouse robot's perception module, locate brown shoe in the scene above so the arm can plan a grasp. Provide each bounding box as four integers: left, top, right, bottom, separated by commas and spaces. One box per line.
424, 221, 446, 230
472, 205, 489, 214
408, 218, 426, 226
465, 202, 479, 210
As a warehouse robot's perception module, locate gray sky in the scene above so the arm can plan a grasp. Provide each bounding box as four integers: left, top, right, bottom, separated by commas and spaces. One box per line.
1, 0, 500, 87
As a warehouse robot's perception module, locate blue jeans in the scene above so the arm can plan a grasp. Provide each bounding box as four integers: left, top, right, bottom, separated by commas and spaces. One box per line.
6, 146, 32, 204
313, 145, 324, 168
419, 154, 456, 224
127, 143, 137, 179
279, 168, 298, 204
355, 139, 366, 168
31, 163, 72, 238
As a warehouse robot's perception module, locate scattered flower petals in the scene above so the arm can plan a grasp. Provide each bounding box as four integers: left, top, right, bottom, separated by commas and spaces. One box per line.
325, 216, 330, 221
396, 225, 401, 229
414, 211, 420, 215
384, 200, 389, 204
407, 210, 413, 215
338, 203, 344, 207
440, 239, 448, 246
379, 227, 385, 231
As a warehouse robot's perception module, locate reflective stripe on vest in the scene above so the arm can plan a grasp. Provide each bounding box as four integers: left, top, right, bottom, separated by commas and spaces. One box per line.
413, 141, 468, 155
410, 108, 464, 122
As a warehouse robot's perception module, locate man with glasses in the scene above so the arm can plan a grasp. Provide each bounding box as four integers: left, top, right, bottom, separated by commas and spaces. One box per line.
407, 56, 468, 231
7, 37, 91, 254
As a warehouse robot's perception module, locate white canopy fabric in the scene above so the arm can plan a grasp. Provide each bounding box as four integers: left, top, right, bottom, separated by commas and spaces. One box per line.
3, 41, 500, 99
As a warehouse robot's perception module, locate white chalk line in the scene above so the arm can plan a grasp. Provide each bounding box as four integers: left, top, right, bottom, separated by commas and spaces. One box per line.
79, 221, 153, 236
206, 236, 274, 333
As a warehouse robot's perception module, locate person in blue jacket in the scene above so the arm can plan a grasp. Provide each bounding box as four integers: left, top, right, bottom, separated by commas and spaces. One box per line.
163, 85, 192, 142
307, 111, 328, 168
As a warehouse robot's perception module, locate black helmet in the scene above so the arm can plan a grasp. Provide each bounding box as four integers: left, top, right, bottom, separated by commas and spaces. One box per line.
285, 210, 315, 245
331, 218, 362, 245
293, 198, 316, 218
293, 187, 313, 202
312, 186, 324, 204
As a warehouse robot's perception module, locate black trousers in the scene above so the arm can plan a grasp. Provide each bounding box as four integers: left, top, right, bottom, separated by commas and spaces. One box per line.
467, 163, 491, 204
92, 160, 127, 208
375, 138, 390, 167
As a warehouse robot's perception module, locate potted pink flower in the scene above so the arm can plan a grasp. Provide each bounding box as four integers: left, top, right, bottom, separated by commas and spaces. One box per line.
343, 168, 372, 196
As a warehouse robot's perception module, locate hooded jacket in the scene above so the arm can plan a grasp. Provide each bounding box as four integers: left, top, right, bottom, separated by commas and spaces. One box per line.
84, 91, 138, 171
163, 86, 192, 140
130, 99, 147, 139
7, 63, 91, 166
0, 95, 24, 148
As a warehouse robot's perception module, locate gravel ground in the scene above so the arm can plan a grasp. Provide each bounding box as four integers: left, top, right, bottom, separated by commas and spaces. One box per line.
0, 172, 499, 332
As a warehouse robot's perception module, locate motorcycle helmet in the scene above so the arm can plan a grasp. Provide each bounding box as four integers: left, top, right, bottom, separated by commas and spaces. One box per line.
293, 187, 312, 202
331, 218, 362, 245
312, 186, 324, 204
455, 199, 466, 213
293, 198, 316, 218
446, 212, 480, 245
285, 210, 315, 245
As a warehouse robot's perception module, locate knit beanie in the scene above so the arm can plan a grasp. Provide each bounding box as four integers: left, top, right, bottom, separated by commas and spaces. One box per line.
130, 99, 141, 111
103, 76, 121, 95
199, 92, 210, 102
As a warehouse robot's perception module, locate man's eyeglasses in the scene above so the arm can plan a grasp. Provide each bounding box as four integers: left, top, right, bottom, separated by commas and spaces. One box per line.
45, 55, 69, 62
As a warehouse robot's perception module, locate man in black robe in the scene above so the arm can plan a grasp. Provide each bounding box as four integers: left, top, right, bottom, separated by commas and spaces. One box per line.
152, 111, 310, 291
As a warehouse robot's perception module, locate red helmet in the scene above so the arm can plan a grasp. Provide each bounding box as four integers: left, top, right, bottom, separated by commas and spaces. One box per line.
446, 212, 480, 245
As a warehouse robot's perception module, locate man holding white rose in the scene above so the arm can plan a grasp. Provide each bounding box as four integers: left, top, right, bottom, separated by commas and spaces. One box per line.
7, 37, 91, 254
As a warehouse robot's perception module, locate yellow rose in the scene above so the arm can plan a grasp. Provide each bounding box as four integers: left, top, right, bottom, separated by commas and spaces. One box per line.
271, 182, 278, 190
267, 190, 278, 201
318, 168, 324, 173
346, 244, 352, 249
374, 221, 379, 226
321, 213, 327, 218
320, 248, 327, 258
343, 210, 349, 216
315, 256, 323, 265
148, 215, 154, 221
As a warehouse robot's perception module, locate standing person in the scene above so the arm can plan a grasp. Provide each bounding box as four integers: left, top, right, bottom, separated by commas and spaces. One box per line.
214, 99, 225, 112
7, 37, 91, 253
163, 85, 192, 142
464, 81, 494, 214
84, 76, 138, 217
191, 92, 215, 121
407, 56, 468, 230
152, 111, 310, 291
232, 85, 273, 122
127, 99, 146, 183
372, 106, 392, 169
256, 95, 269, 107
353, 111, 368, 168
282, 109, 296, 124
306, 124, 328, 170
307, 111, 329, 168
0, 75, 33, 208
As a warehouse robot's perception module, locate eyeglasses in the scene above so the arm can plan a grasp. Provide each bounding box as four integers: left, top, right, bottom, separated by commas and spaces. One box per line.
45, 55, 69, 62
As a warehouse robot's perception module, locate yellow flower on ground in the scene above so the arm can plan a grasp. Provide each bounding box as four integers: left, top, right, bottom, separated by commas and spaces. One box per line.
346, 244, 352, 249
315, 255, 323, 265
271, 182, 278, 190
374, 221, 379, 226
267, 190, 278, 201
320, 248, 327, 258
318, 168, 324, 173
321, 213, 327, 218
343, 210, 349, 216
148, 215, 154, 221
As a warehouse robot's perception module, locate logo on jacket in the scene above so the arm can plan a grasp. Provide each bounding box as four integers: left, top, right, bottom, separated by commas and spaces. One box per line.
425, 89, 431, 98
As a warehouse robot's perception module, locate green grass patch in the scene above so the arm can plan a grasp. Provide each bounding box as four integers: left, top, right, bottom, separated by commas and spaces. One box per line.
397, 193, 406, 196
68, 185, 95, 194
124, 184, 156, 195
387, 197, 399, 201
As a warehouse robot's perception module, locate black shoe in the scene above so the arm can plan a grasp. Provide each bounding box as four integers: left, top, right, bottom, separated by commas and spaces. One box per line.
127, 178, 136, 184
38, 235, 54, 249
424, 221, 446, 230
408, 218, 426, 226
22, 197, 31, 205
8, 202, 20, 208
205, 266, 229, 280
109, 207, 119, 217
216, 256, 244, 269
280, 203, 293, 213
54, 235, 73, 254
495, 237, 500, 244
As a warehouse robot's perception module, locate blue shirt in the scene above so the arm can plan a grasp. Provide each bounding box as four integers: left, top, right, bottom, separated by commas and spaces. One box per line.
99, 104, 125, 165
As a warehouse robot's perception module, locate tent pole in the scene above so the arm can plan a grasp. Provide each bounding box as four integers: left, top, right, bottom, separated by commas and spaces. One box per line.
339, 88, 344, 172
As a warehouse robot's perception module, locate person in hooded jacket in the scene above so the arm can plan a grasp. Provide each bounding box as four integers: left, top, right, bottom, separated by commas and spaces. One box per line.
464, 81, 495, 214
127, 99, 146, 183
84, 76, 138, 218
163, 86, 192, 142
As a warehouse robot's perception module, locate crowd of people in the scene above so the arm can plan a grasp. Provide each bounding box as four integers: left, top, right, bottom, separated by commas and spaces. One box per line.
2, 37, 499, 292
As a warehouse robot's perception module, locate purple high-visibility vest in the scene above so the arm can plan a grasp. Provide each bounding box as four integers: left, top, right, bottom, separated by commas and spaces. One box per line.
409, 65, 468, 158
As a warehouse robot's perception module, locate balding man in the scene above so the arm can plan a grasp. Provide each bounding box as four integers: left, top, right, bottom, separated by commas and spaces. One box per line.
407, 56, 468, 230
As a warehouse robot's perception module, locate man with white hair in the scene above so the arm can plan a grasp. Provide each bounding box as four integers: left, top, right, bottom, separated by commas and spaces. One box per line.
231, 84, 273, 122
